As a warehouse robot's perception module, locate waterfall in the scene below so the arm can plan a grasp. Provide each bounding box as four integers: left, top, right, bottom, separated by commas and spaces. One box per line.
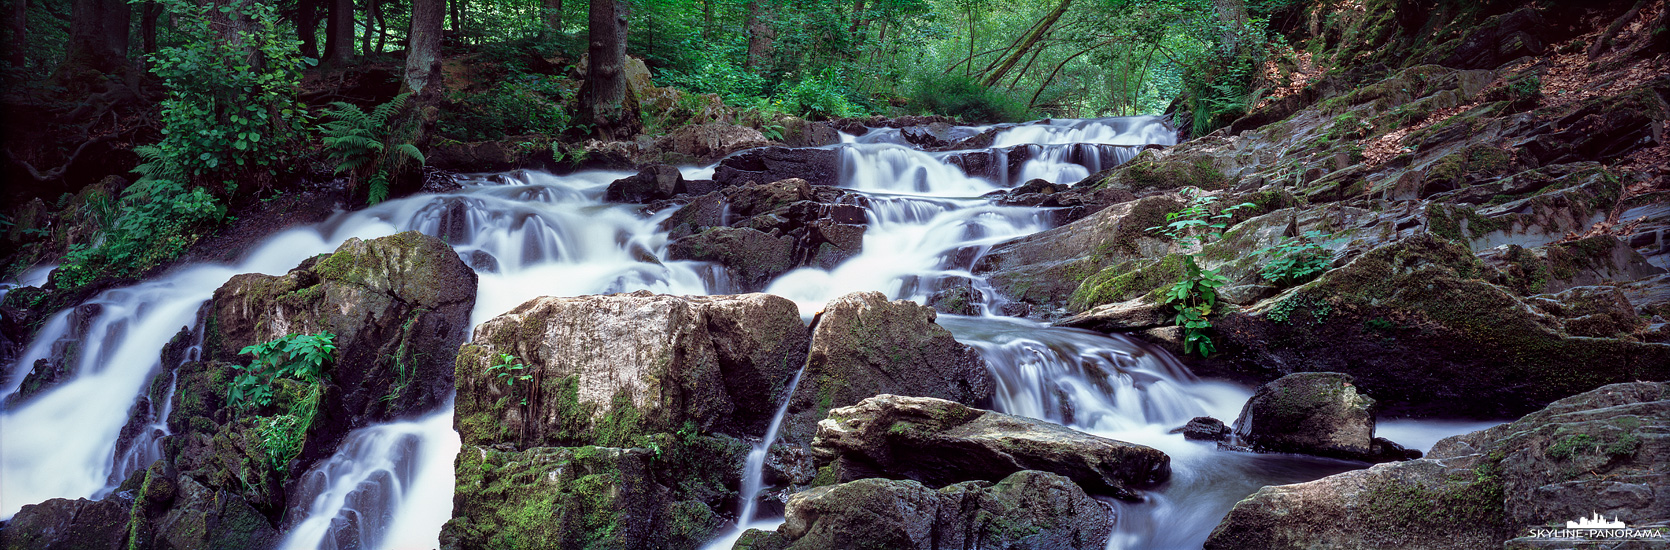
3, 115, 1487, 550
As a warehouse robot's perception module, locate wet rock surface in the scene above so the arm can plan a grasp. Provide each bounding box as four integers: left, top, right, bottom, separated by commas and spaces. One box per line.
782, 291, 993, 444
445, 291, 808, 549
658, 178, 868, 291
810, 394, 1170, 499
1229, 373, 1418, 463
1204, 382, 1670, 550
738, 470, 1113, 550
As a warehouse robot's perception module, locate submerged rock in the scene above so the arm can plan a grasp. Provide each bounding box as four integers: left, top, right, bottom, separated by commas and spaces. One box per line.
1229, 373, 1418, 462
740, 470, 1113, 550
1176, 416, 1230, 441
1204, 382, 1670, 550
811, 394, 1170, 499
782, 292, 993, 443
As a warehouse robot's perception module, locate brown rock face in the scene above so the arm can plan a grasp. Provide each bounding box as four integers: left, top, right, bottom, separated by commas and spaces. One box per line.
812, 394, 1171, 500
745, 470, 1114, 550
782, 291, 994, 443
453, 290, 808, 448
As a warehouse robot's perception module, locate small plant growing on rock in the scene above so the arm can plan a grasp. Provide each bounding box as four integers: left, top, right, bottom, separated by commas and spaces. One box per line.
1148, 191, 1254, 357
1256, 230, 1340, 286
489, 353, 533, 406
229, 331, 336, 408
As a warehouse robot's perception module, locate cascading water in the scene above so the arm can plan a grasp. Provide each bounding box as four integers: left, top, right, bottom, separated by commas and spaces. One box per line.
1, 114, 1495, 549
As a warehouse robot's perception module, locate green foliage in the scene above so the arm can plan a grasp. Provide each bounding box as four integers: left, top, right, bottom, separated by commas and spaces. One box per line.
1146, 191, 1254, 357
1256, 230, 1339, 286
318, 94, 425, 204
1146, 191, 1255, 250
138, 0, 311, 190
488, 353, 534, 406
53, 180, 226, 288
228, 332, 337, 408
438, 73, 575, 141
907, 72, 1027, 122
1160, 256, 1228, 356
780, 69, 869, 119
657, 52, 768, 106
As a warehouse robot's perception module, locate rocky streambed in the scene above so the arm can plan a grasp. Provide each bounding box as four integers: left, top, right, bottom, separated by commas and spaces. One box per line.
4, 1, 1670, 547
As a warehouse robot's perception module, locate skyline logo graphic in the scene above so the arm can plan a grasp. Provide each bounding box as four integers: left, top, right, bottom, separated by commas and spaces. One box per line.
1567, 512, 1627, 530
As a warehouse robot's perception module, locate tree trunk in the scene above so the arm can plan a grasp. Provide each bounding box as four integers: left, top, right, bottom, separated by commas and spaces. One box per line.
361, 0, 373, 56
141, 0, 159, 54
374, 0, 387, 53
543, 0, 561, 36
981, 0, 1070, 87
323, 0, 354, 65
66, 0, 129, 72
10, 0, 27, 68
578, 0, 640, 140
1214, 0, 1247, 54
848, 0, 866, 36
296, 0, 320, 58
404, 0, 442, 94
744, 0, 774, 71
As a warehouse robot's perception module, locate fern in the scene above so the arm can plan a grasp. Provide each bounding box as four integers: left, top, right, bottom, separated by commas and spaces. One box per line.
318, 93, 424, 204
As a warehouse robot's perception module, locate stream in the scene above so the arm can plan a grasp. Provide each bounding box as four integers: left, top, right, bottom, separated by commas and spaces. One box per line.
0, 116, 1499, 549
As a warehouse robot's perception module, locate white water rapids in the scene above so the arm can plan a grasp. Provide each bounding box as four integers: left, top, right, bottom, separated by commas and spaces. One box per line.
0, 116, 1495, 549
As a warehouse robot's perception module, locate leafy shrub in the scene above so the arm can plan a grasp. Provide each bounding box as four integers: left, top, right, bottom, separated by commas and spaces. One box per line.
907, 73, 1027, 123
138, 0, 310, 190
54, 180, 226, 288
318, 94, 425, 204
229, 331, 336, 408
438, 73, 574, 141
657, 54, 767, 106
1256, 230, 1338, 285
1148, 191, 1254, 356
780, 69, 867, 119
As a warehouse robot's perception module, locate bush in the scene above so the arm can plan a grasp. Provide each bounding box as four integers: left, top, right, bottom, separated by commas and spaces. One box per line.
657, 53, 767, 106
907, 73, 1028, 123
780, 69, 868, 120
139, 0, 310, 190
318, 94, 425, 204
438, 73, 575, 141
54, 179, 226, 288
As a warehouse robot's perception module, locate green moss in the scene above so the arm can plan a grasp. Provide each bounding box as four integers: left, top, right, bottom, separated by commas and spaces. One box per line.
1100, 150, 1230, 191
1356, 461, 1507, 537
1069, 254, 1187, 312
1426, 204, 1504, 246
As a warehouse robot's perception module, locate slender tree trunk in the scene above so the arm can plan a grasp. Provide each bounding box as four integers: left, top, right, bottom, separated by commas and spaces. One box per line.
744, 0, 774, 71
542, 0, 561, 36
578, 0, 640, 140
982, 0, 1070, 86
1214, 0, 1247, 54
964, 7, 974, 75
10, 0, 28, 68
404, 0, 442, 94
323, 0, 354, 65
700, 0, 710, 40
374, 0, 387, 53
848, 0, 865, 36
296, 0, 320, 58
140, 0, 160, 54
361, 0, 373, 56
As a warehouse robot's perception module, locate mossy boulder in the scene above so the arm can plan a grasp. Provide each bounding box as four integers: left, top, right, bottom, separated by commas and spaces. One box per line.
454, 291, 807, 447
763, 470, 1113, 550
448, 292, 799, 550
1229, 373, 1417, 463
203, 231, 477, 463
1199, 234, 1670, 418
1204, 382, 1670, 550
1088, 148, 1231, 193
810, 394, 1170, 499
781, 292, 992, 444
441, 444, 737, 550
0, 496, 129, 550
